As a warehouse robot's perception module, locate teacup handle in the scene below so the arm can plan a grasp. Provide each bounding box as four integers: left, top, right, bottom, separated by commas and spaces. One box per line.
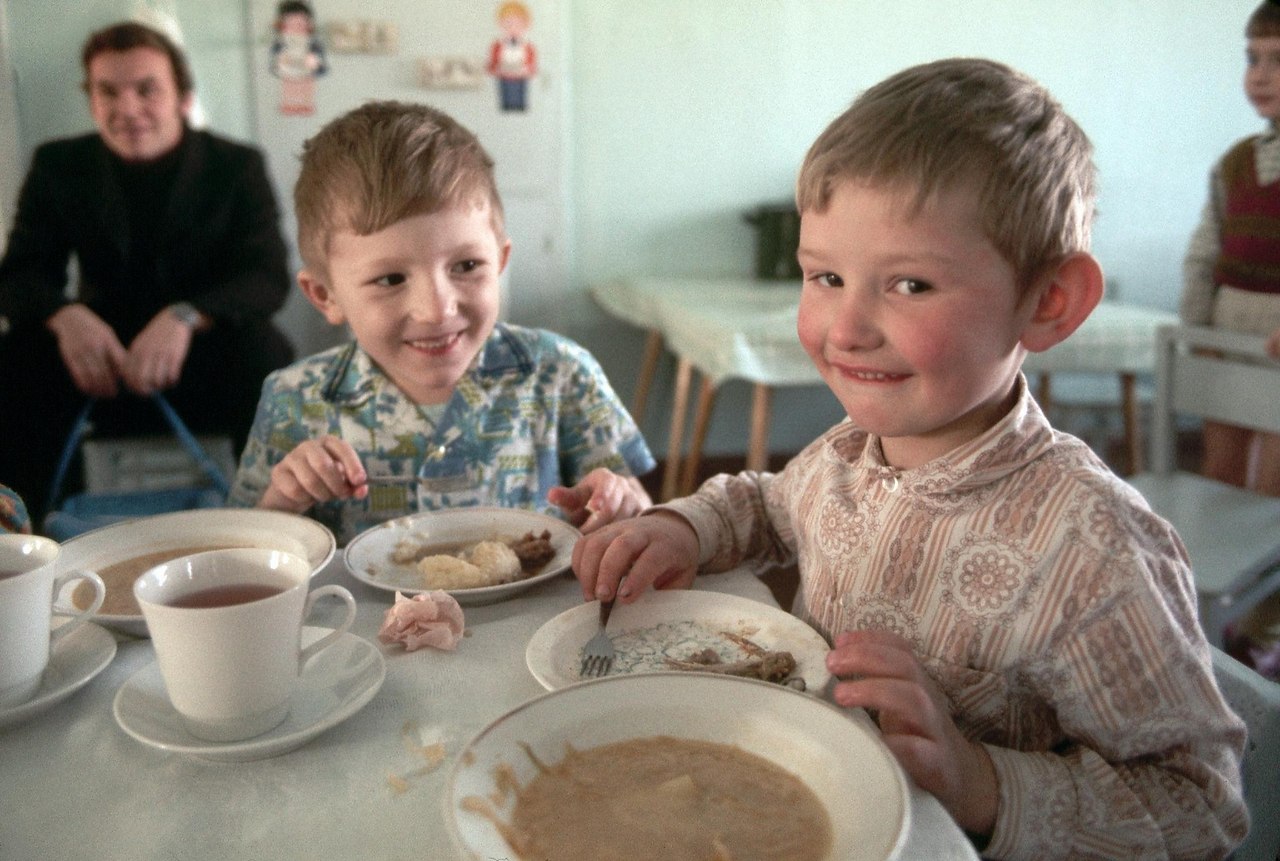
50, 570, 105, 646
298, 585, 357, 671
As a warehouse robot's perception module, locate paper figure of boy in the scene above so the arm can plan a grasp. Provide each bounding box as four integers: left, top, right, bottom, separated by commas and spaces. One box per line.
270, 0, 327, 116
487, 2, 536, 112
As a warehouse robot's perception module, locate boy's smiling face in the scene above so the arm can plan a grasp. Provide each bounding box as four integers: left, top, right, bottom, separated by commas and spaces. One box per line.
300, 202, 510, 404
1246, 36, 1280, 121
797, 180, 1039, 470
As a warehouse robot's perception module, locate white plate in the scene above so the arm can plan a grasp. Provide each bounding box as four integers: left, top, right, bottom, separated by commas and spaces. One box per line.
56, 508, 336, 636
0, 622, 117, 731
112, 626, 384, 761
446, 672, 910, 861
526, 589, 832, 691
343, 507, 579, 606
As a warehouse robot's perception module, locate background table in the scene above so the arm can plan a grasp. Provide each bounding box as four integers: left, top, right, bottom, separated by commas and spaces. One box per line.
0, 558, 977, 861
592, 277, 1179, 498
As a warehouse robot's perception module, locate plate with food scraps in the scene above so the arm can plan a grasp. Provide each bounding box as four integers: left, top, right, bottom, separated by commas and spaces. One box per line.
56, 508, 336, 637
526, 589, 831, 691
343, 507, 579, 606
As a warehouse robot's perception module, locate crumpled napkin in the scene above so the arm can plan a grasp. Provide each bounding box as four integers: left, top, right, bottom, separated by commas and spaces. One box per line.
378, 590, 465, 652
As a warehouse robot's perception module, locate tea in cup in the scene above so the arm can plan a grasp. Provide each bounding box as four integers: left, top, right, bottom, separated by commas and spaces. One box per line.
134, 547, 357, 742
0, 534, 106, 707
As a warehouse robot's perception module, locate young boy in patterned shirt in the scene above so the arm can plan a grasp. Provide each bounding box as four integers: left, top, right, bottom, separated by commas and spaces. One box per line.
572, 59, 1248, 859
229, 101, 654, 545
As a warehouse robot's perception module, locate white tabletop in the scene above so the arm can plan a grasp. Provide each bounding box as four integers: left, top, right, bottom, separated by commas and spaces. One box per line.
591, 276, 1179, 385
0, 559, 977, 861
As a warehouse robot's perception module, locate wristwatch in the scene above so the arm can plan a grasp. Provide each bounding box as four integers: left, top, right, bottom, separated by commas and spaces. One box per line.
168, 302, 203, 328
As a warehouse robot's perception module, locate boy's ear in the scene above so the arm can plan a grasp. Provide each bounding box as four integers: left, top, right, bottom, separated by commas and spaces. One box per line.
1019, 252, 1104, 353
498, 238, 512, 274
297, 270, 347, 326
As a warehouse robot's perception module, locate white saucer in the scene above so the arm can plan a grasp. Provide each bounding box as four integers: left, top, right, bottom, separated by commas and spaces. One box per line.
0, 622, 117, 731
113, 627, 385, 761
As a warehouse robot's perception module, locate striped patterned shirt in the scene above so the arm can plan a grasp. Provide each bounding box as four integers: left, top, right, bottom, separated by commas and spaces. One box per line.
1183, 126, 1280, 323
665, 379, 1248, 860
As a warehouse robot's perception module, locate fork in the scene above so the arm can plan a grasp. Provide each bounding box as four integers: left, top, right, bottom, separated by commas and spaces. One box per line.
579, 595, 618, 678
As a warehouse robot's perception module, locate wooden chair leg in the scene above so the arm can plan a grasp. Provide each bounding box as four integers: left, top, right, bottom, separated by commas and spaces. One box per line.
680, 377, 718, 496
1037, 373, 1052, 411
631, 329, 664, 423
746, 384, 773, 472
1120, 372, 1141, 476
661, 358, 694, 502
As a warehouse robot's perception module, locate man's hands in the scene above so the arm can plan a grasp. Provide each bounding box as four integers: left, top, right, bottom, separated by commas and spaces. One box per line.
47, 304, 128, 397
47, 303, 201, 397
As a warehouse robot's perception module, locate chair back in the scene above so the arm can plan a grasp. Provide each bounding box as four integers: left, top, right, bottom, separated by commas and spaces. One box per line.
1211, 646, 1280, 861
1148, 324, 1280, 474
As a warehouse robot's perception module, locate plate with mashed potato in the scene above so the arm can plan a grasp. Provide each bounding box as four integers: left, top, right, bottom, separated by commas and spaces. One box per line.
342, 507, 579, 606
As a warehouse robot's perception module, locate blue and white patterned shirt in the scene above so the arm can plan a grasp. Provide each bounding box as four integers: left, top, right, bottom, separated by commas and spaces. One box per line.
228, 324, 655, 545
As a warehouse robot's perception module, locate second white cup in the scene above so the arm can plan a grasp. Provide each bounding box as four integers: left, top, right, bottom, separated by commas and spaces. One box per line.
0, 534, 105, 707
134, 547, 357, 743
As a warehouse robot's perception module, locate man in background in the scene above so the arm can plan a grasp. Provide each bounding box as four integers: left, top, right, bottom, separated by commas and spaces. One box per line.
0, 21, 294, 524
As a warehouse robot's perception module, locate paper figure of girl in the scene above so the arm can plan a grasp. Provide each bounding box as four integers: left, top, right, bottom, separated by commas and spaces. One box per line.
270, 0, 327, 116
487, 2, 537, 112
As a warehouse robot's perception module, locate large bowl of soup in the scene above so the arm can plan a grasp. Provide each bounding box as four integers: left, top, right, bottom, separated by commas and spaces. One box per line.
56, 509, 335, 637
445, 672, 911, 861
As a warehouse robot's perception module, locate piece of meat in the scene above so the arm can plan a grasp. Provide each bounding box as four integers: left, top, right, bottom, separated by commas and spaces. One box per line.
510, 529, 556, 572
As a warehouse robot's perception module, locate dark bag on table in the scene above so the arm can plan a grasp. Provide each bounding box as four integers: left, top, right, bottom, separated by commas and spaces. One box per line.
43, 394, 232, 540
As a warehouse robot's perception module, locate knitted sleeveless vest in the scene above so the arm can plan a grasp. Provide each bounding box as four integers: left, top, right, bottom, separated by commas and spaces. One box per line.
1214, 137, 1280, 294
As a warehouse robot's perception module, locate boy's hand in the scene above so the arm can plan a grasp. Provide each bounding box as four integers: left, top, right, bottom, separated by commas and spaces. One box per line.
1266, 324, 1280, 360
548, 468, 652, 533
570, 511, 698, 604
259, 435, 369, 513
827, 629, 998, 837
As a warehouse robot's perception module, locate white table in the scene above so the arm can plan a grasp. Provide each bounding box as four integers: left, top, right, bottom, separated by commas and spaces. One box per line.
592, 277, 1179, 498
0, 558, 977, 861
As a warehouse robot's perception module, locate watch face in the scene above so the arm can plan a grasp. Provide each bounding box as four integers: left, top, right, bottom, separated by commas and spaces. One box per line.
170, 303, 200, 326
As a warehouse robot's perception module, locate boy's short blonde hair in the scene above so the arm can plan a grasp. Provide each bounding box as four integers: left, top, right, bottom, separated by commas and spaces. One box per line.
796, 58, 1095, 293
295, 100, 504, 274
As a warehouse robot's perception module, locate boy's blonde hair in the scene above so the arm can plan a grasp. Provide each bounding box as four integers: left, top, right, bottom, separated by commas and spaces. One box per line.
295, 100, 504, 274
796, 58, 1095, 293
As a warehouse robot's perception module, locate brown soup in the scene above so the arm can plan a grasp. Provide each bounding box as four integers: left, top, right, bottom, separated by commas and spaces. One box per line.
74, 545, 234, 616
465, 735, 833, 861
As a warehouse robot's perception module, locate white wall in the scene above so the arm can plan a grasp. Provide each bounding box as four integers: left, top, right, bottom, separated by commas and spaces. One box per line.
3, 0, 1265, 457
565, 0, 1262, 456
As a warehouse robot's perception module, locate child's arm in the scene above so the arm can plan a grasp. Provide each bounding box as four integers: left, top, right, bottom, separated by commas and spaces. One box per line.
547, 467, 652, 533
570, 510, 699, 603
827, 629, 999, 837
258, 435, 370, 513
1267, 323, 1280, 359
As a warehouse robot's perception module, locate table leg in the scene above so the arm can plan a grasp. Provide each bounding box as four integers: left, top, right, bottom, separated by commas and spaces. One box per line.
1120, 372, 1141, 476
680, 377, 719, 496
662, 357, 695, 502
747, 384, 774, 472
631, 329, 664, 423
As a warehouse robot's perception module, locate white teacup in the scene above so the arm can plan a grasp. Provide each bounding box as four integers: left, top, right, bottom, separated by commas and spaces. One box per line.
0, 534, 106, 707
134, 547, 357, 743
